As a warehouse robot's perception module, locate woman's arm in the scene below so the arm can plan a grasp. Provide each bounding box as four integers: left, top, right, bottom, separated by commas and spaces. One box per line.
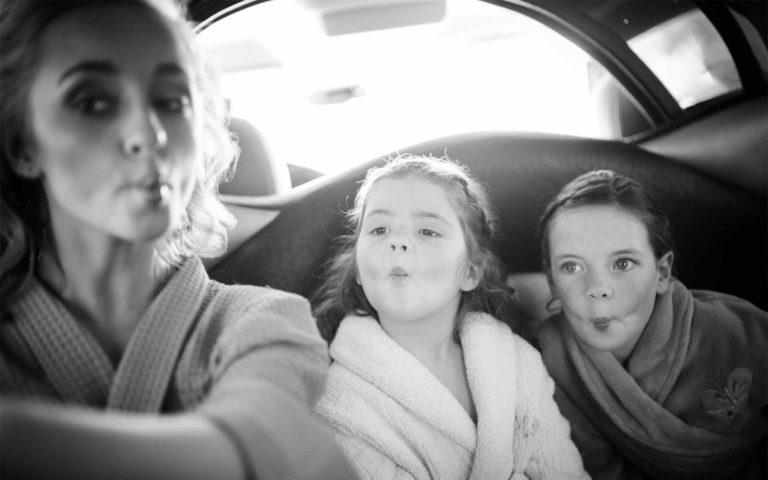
0, 398, 243, 480
0, 356, 358, 480
191, 288, 359, 480
196, 354, 359, 480
0, 289, 359, 480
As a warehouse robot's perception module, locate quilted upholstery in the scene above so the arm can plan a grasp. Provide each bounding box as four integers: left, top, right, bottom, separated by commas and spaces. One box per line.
208, 132, 767, 310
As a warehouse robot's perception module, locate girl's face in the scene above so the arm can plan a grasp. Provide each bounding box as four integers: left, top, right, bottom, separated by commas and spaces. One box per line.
356, 176, 479, 326
547, 205, 672, 362
18, 3, 201, 243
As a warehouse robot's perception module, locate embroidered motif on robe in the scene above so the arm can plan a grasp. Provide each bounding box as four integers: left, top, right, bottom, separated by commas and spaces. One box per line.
540, 279, 768, 480
314, 312, 590, 480
0, 256, 331, 480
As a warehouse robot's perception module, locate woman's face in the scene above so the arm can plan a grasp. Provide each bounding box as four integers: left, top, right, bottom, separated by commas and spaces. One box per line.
356, 176, 478, 327
547, 205, 671, 362
21, 3, 201, 243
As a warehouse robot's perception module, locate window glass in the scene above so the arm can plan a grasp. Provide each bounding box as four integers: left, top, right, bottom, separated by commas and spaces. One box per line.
627, 9, 741, 108
198, 0, 624, 177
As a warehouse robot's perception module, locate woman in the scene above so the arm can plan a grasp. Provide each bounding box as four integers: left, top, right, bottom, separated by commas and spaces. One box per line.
0, 1, 356, 479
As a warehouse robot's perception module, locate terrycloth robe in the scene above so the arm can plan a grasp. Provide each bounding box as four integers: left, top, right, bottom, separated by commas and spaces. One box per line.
314, 312, 589, 480
540, 279, 768, 480
0, 257, 334, 480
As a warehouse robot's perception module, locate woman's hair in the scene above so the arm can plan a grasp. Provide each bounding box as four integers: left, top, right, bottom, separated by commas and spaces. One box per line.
0, 0, 238, 298
312, 154, 530, 343
538, 169, 675, 272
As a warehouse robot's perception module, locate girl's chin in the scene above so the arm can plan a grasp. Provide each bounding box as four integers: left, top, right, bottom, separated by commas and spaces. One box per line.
375, 308, 419, 323
572, 328, 622, 353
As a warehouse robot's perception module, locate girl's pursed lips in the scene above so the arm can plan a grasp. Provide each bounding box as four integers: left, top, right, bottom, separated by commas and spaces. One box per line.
389, 266, 408, 277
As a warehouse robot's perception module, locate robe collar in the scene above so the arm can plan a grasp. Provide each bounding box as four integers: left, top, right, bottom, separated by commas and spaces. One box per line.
8, 257, 209, 412
332, 312, 530, 479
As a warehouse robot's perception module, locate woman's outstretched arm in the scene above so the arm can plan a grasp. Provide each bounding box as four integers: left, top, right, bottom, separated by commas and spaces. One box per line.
0, 399, 243, 480
0, 288, 360, 480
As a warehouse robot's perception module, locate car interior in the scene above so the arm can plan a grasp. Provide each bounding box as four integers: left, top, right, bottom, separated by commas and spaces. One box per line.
190, 0, 767, 322
2, 2, 765, 478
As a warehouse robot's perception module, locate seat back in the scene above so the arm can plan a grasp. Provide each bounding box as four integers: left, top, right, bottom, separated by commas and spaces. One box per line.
210, 132, 767, 311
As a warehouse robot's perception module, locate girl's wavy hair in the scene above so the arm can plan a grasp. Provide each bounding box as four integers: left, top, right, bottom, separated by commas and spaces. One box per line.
538, 169, 676, 275
312, 154, 530, 343
0, 0, 238, 299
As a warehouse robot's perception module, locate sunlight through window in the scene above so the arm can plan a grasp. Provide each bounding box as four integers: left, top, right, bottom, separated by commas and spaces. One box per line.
198, 0, 614, 175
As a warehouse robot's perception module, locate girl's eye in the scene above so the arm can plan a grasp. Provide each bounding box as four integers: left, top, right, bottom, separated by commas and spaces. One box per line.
614, 258, 637, 271
369, 226, 388, 235
418, 228, 441, 238
560, 261, 582, 274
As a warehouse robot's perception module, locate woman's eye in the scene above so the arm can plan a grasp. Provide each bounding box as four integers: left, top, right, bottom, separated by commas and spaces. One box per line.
418, 228, 440, 238
155, 94, 191, 114
560, 261, 582, 274
70, 95, 116, 116
369, 226, 388, 235
614, 258, 637, 271
65, 81, 118, 116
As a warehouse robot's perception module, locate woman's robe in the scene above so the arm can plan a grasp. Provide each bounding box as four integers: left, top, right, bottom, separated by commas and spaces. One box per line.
1, 256, 335, 480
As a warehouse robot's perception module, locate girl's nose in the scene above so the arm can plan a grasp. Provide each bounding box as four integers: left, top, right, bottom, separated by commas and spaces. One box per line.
122, 107, 168, 157
389, 243, 408, 252
586, 272, 613, 300
387, 231, 411, 253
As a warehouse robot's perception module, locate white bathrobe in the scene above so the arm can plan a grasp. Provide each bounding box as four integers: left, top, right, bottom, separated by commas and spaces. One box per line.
314, 313, 589, 480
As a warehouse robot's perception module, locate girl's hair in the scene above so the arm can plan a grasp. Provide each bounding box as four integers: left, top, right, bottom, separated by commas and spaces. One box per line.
538, 169, 675, 271
0, 0, 238, 298
312, 154, 530, 343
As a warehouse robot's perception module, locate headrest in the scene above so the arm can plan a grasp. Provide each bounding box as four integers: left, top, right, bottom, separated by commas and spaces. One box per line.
220, 117, 292, 196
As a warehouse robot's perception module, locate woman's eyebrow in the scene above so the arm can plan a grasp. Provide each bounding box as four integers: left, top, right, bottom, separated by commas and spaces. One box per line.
58, 60, 117, 84
155, 62, 188, 78
58, 61, 188, 85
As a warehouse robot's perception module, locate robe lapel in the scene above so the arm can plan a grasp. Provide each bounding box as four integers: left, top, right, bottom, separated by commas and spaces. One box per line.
9, 281, 114, 406
333, 316, 476, 447
107, 258, 208, 412
626, 281, 693, 403
462, 313, 518, 480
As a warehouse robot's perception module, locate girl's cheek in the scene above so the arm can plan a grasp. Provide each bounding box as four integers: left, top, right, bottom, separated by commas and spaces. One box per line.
556, 277, 581, 304
551, 274, 569, 293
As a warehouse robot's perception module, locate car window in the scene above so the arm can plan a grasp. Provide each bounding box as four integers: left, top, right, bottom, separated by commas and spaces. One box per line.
627, 9, 741, 109
197, 0, 634, 178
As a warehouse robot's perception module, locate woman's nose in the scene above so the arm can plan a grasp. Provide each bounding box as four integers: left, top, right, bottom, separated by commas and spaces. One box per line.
122, 106, 168, 157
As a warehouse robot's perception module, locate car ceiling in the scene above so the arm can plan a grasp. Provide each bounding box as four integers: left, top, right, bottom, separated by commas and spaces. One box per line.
187, 0, 766, 41
187, 0, 767, 115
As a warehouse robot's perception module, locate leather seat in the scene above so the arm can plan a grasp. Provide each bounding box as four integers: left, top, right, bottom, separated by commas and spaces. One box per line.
210, 131, 767, 312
